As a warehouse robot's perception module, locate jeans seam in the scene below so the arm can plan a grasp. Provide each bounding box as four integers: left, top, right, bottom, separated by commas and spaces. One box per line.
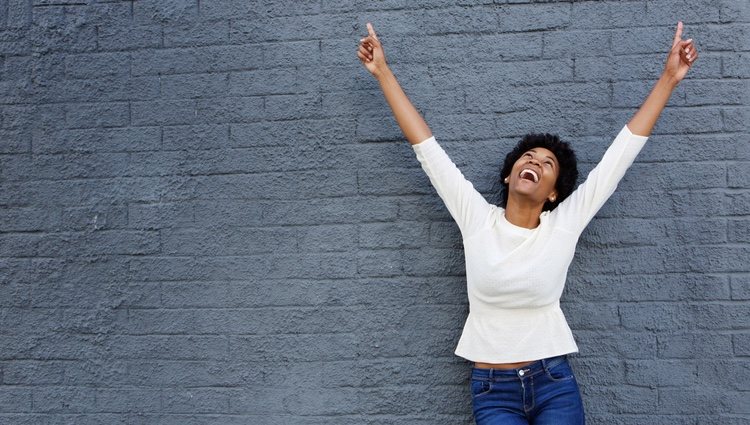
471, 375, 519, 383
544, 358, 575, 382
526, 375, 536, 413
472, 380, 493, 398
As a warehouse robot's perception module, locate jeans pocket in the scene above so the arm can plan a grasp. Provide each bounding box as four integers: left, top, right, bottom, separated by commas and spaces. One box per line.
471, 379, 493, 398
544, 359, 575, 382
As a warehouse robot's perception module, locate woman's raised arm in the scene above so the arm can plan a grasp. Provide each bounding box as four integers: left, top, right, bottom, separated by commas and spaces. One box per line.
627, 21, 698, 136
357, 23, 494, 237
357, 23, 433, 145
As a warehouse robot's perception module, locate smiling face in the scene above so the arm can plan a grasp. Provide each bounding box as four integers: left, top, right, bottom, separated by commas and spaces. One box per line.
505, 147, 560, 206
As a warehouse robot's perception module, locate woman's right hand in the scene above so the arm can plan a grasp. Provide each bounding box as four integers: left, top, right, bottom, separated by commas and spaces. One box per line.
357, 22, 389, 78
662, 21, 697, 85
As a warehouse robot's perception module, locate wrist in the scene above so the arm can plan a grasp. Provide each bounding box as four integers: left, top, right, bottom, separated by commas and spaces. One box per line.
659, 72, 680, 90
374, 65, 393, 81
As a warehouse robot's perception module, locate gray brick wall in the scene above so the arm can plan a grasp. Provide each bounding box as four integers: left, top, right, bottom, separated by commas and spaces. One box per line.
0, 0, 748, 424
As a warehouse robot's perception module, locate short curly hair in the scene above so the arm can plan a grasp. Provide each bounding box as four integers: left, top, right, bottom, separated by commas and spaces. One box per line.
498, 133, 578, 212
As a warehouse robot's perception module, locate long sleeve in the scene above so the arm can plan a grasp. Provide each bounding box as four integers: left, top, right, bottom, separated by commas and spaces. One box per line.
412, 135, 494, 239
553, 124, 649, 234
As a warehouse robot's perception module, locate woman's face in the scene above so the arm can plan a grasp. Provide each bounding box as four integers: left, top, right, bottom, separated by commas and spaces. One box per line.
506, 147, 560, 206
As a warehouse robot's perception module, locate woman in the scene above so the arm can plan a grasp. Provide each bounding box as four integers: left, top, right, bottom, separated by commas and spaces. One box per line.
357, 21, 697, 424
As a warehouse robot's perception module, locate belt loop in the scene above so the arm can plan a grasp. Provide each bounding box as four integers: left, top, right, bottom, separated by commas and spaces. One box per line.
541, 356, 549, 371
488, 368, 494, 380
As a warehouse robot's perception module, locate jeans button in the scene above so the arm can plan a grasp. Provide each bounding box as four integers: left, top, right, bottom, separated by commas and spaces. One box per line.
518, 369, 525, 376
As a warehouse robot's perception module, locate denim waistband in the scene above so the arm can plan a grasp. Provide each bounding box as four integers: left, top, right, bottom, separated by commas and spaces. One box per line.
471, 354, 568, 381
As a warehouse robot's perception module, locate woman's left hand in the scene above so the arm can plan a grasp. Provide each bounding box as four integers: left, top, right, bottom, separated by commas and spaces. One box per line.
663, 21, 698, 84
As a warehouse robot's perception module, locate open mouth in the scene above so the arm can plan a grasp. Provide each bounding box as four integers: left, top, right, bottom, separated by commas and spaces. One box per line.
519, 168, 539, 183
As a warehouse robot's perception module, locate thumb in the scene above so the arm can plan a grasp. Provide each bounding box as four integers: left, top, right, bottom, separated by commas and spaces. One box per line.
367, 22, 378, 40
678, 38, 693, 49
672, 21, 683, 47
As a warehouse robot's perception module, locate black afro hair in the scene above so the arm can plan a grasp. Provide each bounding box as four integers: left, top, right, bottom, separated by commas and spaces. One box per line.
498, 133, 578, 212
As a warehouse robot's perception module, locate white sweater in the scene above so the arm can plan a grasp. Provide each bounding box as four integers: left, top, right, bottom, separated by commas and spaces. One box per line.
411, 125, 648, 363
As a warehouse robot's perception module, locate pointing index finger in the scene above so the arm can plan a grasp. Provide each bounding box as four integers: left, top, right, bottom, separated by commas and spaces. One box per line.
367, 22, 378, 40
672, 21, 683, 46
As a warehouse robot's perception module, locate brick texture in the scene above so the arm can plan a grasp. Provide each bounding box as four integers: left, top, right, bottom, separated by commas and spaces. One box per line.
0, 1, 748, 424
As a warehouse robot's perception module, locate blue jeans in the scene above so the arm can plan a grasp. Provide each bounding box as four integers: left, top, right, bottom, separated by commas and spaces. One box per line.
470, 354, 585, 424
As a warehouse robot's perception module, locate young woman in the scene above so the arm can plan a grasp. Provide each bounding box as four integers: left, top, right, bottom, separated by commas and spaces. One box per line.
357, 21, 697, 424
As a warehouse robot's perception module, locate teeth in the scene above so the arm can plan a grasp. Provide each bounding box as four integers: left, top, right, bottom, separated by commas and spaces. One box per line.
520, 169, 539, 183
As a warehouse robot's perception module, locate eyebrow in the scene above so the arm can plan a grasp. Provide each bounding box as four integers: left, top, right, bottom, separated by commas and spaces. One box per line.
528, 149, 558, 165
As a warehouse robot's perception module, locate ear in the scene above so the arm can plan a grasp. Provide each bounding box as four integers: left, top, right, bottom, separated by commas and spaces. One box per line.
503, 175, 510, 184
548, 189, 558, 202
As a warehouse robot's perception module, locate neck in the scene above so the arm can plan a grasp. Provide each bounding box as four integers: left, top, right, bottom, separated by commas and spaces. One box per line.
504, 198, 545, 229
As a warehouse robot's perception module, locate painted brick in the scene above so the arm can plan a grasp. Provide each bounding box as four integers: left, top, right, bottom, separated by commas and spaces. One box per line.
163, 19, 229, 48
0, 129, 31, 153
735, 333, 750, 355
131, 100, 197, 126
107, 335, 229, 360
723, 52, 750, 77
161, 226, 298, 256
543, 30, 611, 59
32, 127, 161, 154
95, 388, 162, 413
566, 273, 731, 302
131, 45, 263, 76
731, 275, 750, 300
65, 102, 130, 128
702, 23, 750, 51
132, 0, 198, 24
624, 359, 698, 386
643, 0, 721, 26
161, 73, 229, 99
64, 52, 130, 80
261, 196, 399, 225
728, 160, 750, 187
658, 387, 730, 414
264, 92, 323, 120
0, 388, 32, 412
36, 76, 161, 103
723, 106, 750, 132
98, 24, 162, 51
1, 2, 747, 423
196, 96, 264, 123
